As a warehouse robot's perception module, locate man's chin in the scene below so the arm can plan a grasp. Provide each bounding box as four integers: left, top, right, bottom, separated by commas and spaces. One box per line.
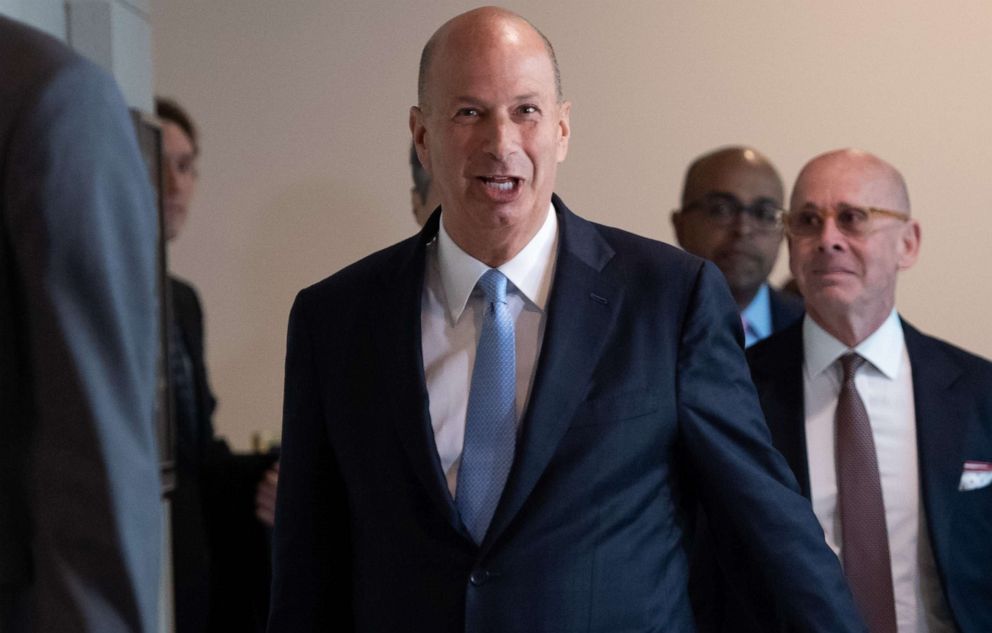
720, 269, 766, 297
805, 285, 858, 313
715, 253, 765, 276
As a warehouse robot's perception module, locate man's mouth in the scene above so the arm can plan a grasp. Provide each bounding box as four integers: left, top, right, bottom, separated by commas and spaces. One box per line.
479, 176, 521, 191
475, 176, 523, 202
717, 245, 760, 260
814, 266, 853, 275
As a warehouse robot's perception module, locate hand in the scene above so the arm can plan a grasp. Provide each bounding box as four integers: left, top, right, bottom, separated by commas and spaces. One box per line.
255, 461, 279, 528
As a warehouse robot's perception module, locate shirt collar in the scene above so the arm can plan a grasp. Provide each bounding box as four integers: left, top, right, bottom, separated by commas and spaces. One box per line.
437, 203, 558, 324
803, 308, 905, 380
741, 283, 773, 344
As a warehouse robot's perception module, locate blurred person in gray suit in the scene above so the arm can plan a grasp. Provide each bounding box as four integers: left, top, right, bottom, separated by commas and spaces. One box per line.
0, 15, 161, 633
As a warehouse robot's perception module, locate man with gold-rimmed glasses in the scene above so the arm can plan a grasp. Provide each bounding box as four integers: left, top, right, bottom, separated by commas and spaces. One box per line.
672, 146, 803, 347
743, 148, 992, 633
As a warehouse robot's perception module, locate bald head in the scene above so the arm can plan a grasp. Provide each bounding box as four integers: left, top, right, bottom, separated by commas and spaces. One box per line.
681, 146, 783, 207
418, 7, 562, 109
791, 148, 910, 215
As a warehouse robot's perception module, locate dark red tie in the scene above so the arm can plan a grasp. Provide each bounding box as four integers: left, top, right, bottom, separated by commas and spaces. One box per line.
836, 353, 897, 633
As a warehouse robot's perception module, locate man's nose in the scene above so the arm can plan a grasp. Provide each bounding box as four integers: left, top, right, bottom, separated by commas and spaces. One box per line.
483, 113, 518, 161
730, 209, 755, 236
816, 215, 846, 251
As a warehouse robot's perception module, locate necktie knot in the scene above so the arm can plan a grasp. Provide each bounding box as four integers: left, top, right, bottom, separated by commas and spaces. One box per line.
477, 269, 508, 305
840, 353, 866, 384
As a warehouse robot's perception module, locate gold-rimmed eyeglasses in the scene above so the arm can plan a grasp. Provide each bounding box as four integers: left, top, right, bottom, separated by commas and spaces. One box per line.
783, 205, 909, 239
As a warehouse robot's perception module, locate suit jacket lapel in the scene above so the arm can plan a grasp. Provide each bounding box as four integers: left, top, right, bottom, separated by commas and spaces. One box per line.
376, 212, 468, 537
482, 196, 622, 551
902, 319, 965, 567
749, 322, 811, 497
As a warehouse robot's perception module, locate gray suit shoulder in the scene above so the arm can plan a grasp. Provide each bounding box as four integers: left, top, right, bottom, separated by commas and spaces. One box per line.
0, 16, 114, 122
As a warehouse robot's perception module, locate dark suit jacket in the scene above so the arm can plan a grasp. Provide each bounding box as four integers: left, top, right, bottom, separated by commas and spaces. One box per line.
0, 16, 160, 633
268, 197, 866, 633
746, 319, 992, 633
769, 287, 804, 333
169, 277, 275, 633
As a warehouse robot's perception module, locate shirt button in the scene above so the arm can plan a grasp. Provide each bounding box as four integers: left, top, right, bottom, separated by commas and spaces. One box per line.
469, 569, 490, 586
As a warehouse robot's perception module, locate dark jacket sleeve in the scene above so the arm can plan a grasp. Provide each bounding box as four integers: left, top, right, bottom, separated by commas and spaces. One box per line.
679, 263, 864, 633
267, 289, 354, 632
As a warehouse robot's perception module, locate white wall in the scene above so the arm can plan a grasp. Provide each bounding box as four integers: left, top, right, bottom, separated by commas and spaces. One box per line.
68, 0, 154, 110
0, 0, 65, 39
154, 1, 992, 450
0, 0, 153, 111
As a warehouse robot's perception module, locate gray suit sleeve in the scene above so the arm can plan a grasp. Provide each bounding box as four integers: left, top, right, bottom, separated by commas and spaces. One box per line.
5, 56, 162, 632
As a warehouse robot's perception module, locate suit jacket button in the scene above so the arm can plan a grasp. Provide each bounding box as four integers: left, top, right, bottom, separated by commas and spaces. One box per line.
469, 569, 489, 586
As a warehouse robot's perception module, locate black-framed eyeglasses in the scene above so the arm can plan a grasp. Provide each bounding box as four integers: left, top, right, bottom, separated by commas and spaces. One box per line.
678, 194, 785, 231
784, 205, 909, 239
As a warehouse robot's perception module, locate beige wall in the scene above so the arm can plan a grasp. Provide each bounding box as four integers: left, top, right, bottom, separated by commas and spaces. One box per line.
153, 1, 992, 450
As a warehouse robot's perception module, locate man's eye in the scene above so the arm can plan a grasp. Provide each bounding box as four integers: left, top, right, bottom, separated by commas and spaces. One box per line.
518, 104, 539, 115
753, 203, 780, 223
837, 208, 868, 227
796, 211, 821, 227
455, 107, 480, 118
705, 200, 736, 218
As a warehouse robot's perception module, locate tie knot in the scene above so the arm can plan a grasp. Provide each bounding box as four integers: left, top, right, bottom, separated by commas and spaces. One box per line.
477, 269, 508, 304
839, 353, 866, 383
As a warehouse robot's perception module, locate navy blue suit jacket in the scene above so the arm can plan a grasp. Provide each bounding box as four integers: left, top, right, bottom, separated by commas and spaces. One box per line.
268, 197, 865, 633
746, 319, 992, 633
769, 287, 804, 334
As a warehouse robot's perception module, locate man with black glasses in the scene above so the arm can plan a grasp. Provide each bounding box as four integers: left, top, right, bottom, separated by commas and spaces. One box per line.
672, 146, 802, 346
744, 148, 992, 632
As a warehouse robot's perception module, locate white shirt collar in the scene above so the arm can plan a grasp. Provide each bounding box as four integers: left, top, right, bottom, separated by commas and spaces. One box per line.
437, 203, 558, 324
803, 308, 905, 380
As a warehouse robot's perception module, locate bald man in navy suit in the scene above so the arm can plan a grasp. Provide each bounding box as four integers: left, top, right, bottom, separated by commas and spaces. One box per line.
268, 9, 867, 633
745, 149, 991, 633
697, 149, 991, 632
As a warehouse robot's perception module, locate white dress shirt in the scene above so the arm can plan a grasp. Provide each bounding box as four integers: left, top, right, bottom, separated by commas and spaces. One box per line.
421, 204, 558, 497
803, 310, 955, 633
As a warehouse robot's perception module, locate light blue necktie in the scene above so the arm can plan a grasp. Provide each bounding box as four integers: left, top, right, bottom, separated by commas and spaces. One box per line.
457, 269, 517, 543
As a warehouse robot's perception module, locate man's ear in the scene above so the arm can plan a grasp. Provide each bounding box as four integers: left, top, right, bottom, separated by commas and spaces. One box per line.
671, 209, 684, 243
410, 106, 430, 174
897, 219, 921, 270
555, 101, 571, 163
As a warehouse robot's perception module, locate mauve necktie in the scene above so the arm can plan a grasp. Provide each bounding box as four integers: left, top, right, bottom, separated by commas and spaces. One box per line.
836, 353, 897, 633
456, 269, 517, 544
